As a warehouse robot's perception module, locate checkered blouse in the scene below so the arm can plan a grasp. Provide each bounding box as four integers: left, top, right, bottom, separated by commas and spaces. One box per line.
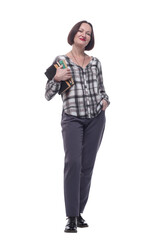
45, 55, 110, 118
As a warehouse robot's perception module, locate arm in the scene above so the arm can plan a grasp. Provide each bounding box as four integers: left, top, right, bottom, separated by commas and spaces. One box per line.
97, 59, 110, 106
45, 77, 61, 101
44, 56, 61, 101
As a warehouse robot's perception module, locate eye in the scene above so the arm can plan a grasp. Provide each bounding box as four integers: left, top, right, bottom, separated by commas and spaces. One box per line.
87, 32, 91, 36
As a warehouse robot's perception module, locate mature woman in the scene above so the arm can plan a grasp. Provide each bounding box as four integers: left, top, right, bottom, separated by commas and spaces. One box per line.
45, 20, 110, 233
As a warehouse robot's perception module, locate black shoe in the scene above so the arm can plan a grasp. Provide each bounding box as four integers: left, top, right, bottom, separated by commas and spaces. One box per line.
77, 214, 89, 228
64, 217, 77, 233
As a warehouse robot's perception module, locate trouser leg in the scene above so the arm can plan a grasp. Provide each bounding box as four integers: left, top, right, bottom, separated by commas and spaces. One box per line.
61, 112, 83, 217
79, 111, 106, 213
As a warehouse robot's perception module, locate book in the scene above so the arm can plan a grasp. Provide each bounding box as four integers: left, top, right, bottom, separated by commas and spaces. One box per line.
54, 60, 74, 94
45, 59, 74, 95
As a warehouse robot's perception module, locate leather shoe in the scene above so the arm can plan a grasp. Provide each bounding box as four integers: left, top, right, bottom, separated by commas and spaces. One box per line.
64, 217, 77, 233
77, 214, 89, 228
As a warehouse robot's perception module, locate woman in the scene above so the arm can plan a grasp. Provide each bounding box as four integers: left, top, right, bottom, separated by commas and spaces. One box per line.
45, 20, 110, 233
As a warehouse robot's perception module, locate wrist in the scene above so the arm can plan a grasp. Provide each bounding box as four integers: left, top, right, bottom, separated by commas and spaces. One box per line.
103, 98, 110, 105
54, 75, 60, 82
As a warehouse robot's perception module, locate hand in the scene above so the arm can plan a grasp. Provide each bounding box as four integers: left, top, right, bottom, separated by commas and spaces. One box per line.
54, 65, 72, 82
102, 99, 109, 111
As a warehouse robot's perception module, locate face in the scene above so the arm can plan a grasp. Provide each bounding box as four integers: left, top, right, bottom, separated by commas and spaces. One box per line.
73, 23, 92, 48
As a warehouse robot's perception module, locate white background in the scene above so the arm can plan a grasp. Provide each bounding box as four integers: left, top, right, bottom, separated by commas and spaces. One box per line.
0, 0, 160, 239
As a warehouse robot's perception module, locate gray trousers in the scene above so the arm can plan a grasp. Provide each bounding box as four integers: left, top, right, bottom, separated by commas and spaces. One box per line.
61, 110, 106, 217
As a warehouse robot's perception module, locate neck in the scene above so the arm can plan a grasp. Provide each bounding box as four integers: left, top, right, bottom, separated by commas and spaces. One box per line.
71, 45, 85, 57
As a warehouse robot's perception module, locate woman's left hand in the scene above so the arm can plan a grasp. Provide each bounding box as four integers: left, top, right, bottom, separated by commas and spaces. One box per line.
102, 99, 109, 111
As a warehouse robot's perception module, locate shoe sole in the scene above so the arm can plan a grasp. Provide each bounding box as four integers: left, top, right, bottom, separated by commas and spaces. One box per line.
77, 224, 89, 228
64, 230, 77, 233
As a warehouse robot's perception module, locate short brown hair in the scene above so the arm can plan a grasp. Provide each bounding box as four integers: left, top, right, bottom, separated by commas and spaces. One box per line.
67, 20, 95, 51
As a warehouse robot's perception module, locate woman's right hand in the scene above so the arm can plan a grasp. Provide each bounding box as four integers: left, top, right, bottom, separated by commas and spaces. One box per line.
54, 65, 72, 82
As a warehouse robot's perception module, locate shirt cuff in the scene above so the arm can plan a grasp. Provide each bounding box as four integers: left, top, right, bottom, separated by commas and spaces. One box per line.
103, 98, 110, 106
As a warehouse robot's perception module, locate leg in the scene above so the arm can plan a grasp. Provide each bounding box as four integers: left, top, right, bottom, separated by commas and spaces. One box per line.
79, 111, 106, 213
61, 112, 84, 217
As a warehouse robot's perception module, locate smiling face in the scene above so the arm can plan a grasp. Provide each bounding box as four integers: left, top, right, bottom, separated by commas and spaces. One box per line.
73, 23, 92, 49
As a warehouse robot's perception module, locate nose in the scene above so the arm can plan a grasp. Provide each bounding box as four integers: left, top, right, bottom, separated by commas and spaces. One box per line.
81, 32, 86, 39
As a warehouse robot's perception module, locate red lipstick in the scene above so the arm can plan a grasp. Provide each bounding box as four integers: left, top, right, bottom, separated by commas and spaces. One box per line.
79, 38, 86, 41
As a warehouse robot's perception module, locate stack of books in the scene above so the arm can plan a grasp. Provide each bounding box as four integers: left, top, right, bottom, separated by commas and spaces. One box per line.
45, 59, 74, 95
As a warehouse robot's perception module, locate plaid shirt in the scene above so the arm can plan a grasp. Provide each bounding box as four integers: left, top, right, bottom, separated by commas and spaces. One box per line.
45, 55, 110, 118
